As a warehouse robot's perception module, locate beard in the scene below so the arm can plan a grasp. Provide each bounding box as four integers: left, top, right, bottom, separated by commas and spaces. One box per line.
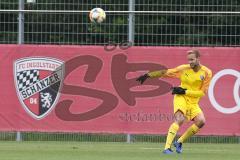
190, 62, 200, 69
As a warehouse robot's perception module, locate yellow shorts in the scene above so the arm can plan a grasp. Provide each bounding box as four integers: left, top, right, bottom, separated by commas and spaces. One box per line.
173, 95, 202, 121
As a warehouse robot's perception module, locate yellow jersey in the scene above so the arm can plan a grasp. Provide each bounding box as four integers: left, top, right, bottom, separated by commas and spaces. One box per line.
149, 64, 212, 104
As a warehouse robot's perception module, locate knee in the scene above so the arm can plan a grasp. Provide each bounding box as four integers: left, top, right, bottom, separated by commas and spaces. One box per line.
174, 111, 185, 126
175, 120, 184, 126
196, 119, 206, 128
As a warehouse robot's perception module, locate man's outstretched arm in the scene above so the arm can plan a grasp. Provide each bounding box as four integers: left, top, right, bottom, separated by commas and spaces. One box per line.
136, 65, 188, 84
136, 70, 167, 84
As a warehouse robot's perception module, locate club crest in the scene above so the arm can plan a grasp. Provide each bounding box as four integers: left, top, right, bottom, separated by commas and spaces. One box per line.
14, 57, 64, 120
200, 75, 205, 81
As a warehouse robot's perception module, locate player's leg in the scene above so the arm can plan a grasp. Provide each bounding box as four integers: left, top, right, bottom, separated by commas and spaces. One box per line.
163, 110, 185, 154
193, 112, 206, 128
163, 95, 186, 154
175, 105, 204, 153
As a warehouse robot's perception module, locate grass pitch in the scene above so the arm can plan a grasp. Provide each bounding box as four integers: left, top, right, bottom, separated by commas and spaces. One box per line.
0, 142, 239, 160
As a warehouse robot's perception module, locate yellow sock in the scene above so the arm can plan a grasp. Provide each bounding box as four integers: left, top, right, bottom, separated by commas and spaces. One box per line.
164, 123, 179, 149
178, 124, 200, 143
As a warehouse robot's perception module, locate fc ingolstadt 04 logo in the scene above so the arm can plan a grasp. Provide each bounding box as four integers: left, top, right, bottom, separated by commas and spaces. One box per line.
14, 57, 64, 120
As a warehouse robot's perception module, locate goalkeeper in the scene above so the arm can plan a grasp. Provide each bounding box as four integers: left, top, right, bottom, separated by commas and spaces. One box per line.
136, 50, 212, 154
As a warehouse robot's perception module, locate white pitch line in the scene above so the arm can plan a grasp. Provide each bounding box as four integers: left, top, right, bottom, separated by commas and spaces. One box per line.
140, 147, 160, 150
140, 147, 228, 152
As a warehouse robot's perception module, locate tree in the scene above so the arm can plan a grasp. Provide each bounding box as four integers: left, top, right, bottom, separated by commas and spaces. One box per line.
0, 0, 239, 46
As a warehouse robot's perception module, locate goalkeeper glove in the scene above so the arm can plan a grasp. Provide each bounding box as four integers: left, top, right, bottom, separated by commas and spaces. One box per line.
136, 74, 150, 84
171, 87, 186, 95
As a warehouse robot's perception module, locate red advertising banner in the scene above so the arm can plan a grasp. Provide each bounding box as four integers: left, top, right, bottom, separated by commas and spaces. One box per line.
0, 45, 239, 135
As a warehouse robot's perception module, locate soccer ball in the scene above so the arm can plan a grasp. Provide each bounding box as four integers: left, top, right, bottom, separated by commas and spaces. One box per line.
89, 8, 106, 23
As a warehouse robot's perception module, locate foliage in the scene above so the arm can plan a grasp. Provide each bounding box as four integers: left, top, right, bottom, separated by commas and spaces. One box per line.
0, 0, 240, 46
